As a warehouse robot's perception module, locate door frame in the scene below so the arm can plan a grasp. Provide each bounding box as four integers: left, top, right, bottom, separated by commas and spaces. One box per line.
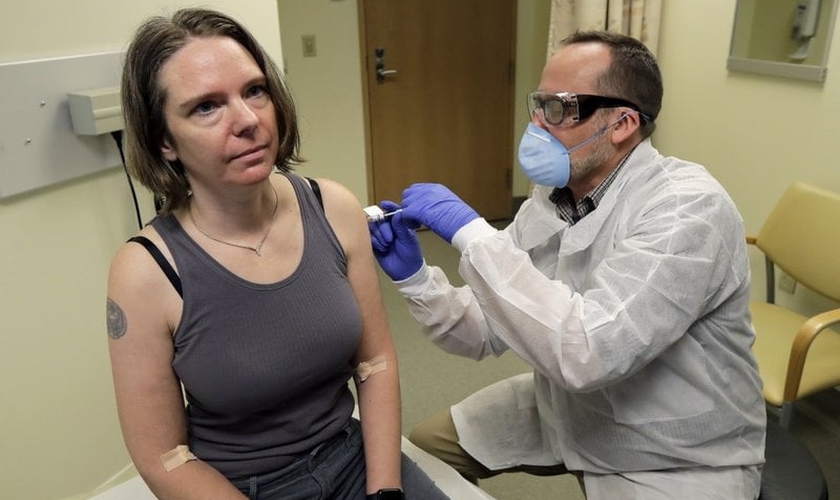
356, 0, 375, 205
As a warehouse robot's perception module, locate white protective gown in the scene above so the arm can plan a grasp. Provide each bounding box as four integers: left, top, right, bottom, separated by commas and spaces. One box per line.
395, 139, 766, 476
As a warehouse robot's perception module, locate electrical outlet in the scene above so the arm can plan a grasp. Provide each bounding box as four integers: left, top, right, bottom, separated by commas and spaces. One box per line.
779, 272, 797, 294
302, 35, 317, 58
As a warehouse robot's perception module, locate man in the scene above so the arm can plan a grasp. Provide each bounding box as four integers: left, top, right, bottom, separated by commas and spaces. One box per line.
369, 31, 765, 499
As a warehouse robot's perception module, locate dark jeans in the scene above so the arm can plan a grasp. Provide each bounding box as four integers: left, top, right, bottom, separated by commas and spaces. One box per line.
231, 419, 450, 500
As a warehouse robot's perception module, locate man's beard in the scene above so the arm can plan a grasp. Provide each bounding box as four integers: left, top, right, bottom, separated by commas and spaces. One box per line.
569, 122, 613, 182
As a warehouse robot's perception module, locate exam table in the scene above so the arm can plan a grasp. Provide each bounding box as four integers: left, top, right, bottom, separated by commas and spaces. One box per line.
58, 436, 498, 500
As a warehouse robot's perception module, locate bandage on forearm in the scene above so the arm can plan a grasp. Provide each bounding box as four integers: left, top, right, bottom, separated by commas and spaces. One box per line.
160, 445, 197, 472
355, 355, 387, 382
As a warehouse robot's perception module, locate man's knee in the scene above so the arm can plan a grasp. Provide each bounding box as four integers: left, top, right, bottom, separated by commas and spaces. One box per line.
408, 407, 494, 482
408, 407, 459, 455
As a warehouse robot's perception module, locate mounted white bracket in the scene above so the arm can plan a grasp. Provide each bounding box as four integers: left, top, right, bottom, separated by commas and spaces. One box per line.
68, 86, 122, 136
0, 50, 123, 199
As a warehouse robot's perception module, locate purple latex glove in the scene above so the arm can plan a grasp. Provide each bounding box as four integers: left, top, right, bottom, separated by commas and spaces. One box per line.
401, 183, 479, 243
369, 200, 424, 281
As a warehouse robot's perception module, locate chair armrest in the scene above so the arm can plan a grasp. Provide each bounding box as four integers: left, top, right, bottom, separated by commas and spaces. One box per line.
784, 307, 840, 401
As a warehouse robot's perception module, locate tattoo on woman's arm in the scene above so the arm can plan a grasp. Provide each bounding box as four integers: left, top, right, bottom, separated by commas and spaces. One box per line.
107, 298, 127, 339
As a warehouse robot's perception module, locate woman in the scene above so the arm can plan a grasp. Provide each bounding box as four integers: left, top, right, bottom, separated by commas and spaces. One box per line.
106, 8, 447, 500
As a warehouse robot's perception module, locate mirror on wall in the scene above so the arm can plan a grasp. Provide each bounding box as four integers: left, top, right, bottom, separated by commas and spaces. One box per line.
728, 0, 839, 82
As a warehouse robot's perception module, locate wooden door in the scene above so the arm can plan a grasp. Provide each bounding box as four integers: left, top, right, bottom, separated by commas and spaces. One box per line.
360, 0, 516, 221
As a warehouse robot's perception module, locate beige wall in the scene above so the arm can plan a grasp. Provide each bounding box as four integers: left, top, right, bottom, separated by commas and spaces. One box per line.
655, 1, 840, 315
0, 2, 282, 499
277, 0, 551, 204
513, 1, 554, 196
276, 0, 369, 199
3, 0, 840, 498
279, 0, 840, 316
277, 0, 840, 235
658, 0, 840, 229
731, 0, 836, 66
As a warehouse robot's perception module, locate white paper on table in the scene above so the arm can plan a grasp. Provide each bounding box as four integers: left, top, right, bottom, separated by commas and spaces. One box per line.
88, 476, 156, 500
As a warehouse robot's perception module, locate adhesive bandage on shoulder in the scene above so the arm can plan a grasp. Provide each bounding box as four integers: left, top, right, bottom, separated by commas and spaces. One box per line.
160, 445, 197, 472
355, 355, 388, 382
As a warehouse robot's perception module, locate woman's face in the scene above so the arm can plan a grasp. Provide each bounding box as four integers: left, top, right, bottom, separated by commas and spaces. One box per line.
158, 36, 279, 189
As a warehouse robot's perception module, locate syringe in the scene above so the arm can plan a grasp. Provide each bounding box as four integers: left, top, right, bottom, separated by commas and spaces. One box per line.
363, 205, 403, 222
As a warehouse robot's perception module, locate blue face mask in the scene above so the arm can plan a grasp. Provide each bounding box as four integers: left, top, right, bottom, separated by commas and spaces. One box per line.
517, 116, 627, 187
517, 123, 573, 187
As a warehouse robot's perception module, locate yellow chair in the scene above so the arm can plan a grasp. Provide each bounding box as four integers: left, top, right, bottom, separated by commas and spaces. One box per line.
748, 181, 840, 428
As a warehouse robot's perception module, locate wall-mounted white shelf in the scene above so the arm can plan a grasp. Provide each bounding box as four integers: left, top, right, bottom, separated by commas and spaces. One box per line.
0, 51, 123, 200
727, 56, 828, 82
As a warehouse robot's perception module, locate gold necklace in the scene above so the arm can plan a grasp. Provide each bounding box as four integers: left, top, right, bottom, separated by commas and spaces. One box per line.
189, 185, 279, 256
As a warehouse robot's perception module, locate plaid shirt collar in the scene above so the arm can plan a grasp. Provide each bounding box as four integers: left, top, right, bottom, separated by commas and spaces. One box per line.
548, 151, 632, 225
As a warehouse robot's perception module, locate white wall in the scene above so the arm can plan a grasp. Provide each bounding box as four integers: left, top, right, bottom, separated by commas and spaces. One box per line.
0, 3, 282, 499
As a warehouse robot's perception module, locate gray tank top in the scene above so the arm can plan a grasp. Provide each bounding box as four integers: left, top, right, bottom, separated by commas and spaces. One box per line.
151, 173, 361, 479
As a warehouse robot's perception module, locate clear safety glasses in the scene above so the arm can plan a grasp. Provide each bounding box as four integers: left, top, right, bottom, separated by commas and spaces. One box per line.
527, 92, 650, 128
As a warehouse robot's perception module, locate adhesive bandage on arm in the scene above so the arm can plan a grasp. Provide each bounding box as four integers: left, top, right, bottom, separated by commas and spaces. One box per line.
160, 445, 197, 472
355, 355, 388, 382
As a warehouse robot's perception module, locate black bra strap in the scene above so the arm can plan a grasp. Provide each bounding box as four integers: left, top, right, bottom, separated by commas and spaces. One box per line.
306, 177, 324, 210
127, 236, 183, 298
127, 177, 321, 298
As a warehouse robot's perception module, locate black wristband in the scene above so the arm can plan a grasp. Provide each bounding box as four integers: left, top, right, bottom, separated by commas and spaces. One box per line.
366, 488, 405, 500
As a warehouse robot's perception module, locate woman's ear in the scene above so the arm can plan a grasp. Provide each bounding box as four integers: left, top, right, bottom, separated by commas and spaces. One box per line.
161, 138, 178, 162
